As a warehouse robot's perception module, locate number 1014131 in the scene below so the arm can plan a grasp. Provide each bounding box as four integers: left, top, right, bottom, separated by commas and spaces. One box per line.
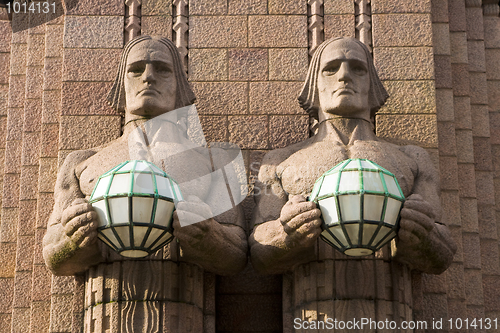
6, 1, 56, 14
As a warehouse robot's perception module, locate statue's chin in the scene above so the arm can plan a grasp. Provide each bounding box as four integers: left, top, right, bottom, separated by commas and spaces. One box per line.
319, 95, 370, 119
126, 104, 174, 119
320, 106, 370, 120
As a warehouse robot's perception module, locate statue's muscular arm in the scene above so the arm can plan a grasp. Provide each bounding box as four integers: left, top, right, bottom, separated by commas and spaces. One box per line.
172, 147, 248, 275
173, 196, 248, 276
43, 150, 103, 276
394, 145, 457, 274
249, 147, 322, 274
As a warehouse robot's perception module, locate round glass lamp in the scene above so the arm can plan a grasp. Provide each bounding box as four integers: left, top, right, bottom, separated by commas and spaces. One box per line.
89, 160, 183, 258
309, 159, 405, 256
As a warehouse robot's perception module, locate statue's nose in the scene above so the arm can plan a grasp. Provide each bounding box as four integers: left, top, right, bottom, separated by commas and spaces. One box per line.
337, 62, 352, 82
142, 64, 156, 82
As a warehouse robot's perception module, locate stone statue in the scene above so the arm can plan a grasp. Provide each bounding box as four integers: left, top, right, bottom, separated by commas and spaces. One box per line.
43, 36, 247, 331
250, 37, 457, 324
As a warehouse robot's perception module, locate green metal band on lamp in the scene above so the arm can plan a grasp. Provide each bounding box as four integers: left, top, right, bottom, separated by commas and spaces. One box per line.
89, 160, 183, 258
309, 158, 405, 256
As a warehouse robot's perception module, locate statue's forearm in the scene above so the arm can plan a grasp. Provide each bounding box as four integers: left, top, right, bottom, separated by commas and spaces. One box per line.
43, 225, 102, 275
250, 220, 316, 274
179, 222, 247, 275
395, 223, 456, 274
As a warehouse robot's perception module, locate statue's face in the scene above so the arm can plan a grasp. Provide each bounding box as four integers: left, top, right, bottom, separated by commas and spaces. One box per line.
124, 40, 177, 118
317, 39, 370, 118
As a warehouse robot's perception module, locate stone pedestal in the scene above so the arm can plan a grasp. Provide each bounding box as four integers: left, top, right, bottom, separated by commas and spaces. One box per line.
284, 243, 413, 333
84, 259, 204, 332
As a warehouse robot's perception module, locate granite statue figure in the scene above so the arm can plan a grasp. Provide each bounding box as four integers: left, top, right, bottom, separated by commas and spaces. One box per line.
43, 36, 247, 275
250, 37, 457, 324
42, 35, 247, 332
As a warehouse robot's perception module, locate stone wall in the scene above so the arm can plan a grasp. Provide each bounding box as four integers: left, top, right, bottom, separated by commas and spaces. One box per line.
0, 0, 498, 332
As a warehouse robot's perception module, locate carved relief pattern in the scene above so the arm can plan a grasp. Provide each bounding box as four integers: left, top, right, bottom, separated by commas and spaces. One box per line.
173, 0, 189, 70
125, 0, 142, 43
465, 0, 482, 7
307, 0, 324, 57
483, 1, 500, 16
291, 259, 413, 324
355, 0, 372, 52
84, 261, 204, 332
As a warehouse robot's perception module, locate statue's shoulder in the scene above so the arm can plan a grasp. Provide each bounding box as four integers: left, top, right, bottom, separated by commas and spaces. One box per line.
61, 137, 125, 175
399, 144, 429, 157
398, 144, 434, 168
62, 149, 98, 170
259, 138, 314, 185
398, 144, 437, 178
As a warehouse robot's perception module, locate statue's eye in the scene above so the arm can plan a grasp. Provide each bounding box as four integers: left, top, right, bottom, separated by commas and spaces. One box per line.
351, 61, 368, 75
323, 64, 340, 75
155, 64, 171, 74
127, 64, 145, 75
352, 66, 367, 75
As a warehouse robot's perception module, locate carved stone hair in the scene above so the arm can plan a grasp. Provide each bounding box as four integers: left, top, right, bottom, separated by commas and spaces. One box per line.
298, 37, 389, 119
107, 35, 196, 112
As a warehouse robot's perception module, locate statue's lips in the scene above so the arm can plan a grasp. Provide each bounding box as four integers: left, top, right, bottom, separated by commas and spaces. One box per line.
334, 88, 355, 95
138, 89, 160, 96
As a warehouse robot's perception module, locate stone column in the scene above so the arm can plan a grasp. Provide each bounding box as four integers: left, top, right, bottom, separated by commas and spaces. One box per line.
288, 247, 413, 333
482, 0, 500, 321
84, 257, 204, 332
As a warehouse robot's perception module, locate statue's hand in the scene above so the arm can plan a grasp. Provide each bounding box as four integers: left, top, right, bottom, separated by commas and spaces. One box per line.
398, 194, 436, 247
395, 194, 456, 273
172, 195, 218, 243
172, 195, 247, 274
61, 198, 99, 249
279, 195, 322, 248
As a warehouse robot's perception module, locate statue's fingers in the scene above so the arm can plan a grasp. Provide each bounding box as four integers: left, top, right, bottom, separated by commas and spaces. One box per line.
292, 219, 322, 245
397, 228, 420, 247
61, 201, 93, 226
281, 201, 317, 223
176, 200, 212, 220
71, 222, 98, 246
399, 217, 430, 240
64, 211, 97, 236
173, 221, 208, 243
78, 230, 98, 248
406, 193, 423, 201
403, 198, 436, 219
285, 208, 321, 232
400, 208, 434, 232
174, 210, 209, 229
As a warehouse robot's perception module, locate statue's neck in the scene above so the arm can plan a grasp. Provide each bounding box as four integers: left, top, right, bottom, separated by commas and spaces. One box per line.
315, 117, 377, 145
122, 117, 187, 144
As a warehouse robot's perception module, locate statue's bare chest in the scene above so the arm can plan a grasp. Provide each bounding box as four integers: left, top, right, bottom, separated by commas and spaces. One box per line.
277, 140, 417, 197
78, 141, 213, 200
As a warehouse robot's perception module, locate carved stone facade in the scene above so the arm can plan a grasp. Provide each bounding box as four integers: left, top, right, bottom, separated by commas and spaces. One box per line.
0, 0, 499, 332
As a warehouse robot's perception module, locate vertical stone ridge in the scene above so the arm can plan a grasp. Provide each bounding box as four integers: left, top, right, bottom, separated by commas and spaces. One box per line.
125, 0, 142, 43
83, 261, 204, 332
448, 0, 486, 323
2, 11, 27, 333
355, 0, 372, 51
0, 9, 13, 333
466, 0, 498, 322
41, 18, 64, 333
122, 261, 161, 333
17, 16, 46, 333
483, 0, 500, 317
307, 0, 324, 57
431, 0, 465, 329
465, 0, 483, 7
482, 2, 500, 16
173, 0, 189, 70
482, 0, 500, 320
